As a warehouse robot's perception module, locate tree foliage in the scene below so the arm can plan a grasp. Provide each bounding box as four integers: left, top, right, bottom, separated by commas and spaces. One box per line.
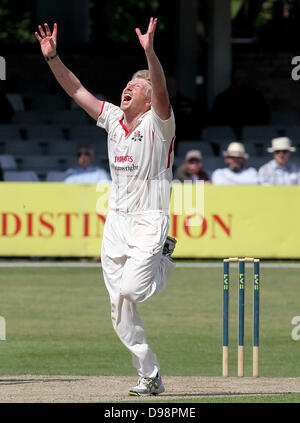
0, 0, 36, 44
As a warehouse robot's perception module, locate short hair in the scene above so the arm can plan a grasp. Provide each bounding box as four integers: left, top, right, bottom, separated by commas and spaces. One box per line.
77, 144, 95, 156
131, 69, 152, 97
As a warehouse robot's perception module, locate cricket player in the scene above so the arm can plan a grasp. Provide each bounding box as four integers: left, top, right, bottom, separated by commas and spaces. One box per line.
35, 17, 176, 396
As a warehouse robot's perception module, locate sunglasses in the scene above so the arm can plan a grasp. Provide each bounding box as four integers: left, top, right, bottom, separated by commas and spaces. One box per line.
77, 151, 91, 157
274, 150, 289, 154
226, 156, 244, 160
188, 158, 201, 163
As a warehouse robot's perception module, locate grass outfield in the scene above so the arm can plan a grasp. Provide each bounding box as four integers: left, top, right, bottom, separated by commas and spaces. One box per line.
121, 394, 300, 403
0, 264, 299, 402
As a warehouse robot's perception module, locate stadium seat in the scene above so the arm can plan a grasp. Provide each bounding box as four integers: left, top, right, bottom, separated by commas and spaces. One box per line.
26, 124, 65, 140
30, 94, 68, 112
173, 156, 183, 169
3, 170, 39, 182
48, 141, 77, 155
18, 155, 67, 172
5, 140, 42, 155
282, 126, 300, 154
247, 157, 269, 169
242, 125, 283, 141
176, 140, 214, 157
69, 125, 107, 141
202, 157, 225, 173
271, 106, 300, 125
19, 82, 49, 97
201, 126, 236, 141
50, 110, 90, 125
12, 111, 47, 124
0, 124, 22, 140
0, 155, 17, 170
241, 141, 270, 157
6, 94, 25, 112
46, 171, 67, 182
284, 125, 300, 139
0, 142, 5, 155
63, 157, 79, 170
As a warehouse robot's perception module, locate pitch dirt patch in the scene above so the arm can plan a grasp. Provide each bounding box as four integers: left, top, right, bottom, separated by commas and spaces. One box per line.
0, 376, 299, 402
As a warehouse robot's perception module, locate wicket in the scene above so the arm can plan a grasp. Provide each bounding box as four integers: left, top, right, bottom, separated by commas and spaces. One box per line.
222, 257, 260, 377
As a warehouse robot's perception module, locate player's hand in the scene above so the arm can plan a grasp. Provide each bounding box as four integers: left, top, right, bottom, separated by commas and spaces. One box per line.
135, 17, 157, 53
35, 23, 57, 58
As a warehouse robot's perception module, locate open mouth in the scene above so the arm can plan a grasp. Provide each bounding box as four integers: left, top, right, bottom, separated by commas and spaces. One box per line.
123, 93, 132, 104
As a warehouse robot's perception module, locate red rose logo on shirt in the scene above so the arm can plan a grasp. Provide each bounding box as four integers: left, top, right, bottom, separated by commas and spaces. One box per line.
132, 130, 143, 142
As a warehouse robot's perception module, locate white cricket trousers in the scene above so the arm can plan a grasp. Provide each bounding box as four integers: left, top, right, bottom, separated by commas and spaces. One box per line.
101, 210, 175, 378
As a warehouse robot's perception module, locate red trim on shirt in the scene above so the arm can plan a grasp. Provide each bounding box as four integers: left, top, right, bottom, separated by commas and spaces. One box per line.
97, 101, 105, 119
167, 136, 175, 169
119, 119, 133, 137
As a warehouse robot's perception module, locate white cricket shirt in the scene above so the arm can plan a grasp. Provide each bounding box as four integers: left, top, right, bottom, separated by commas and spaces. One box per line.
211, 167, 258, 185
97, 102, 176, 213
258, 159, 300, 185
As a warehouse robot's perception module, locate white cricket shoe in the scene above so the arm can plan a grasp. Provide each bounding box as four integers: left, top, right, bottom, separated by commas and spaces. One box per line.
129, 373, 165, 396
162, 236, 177, 259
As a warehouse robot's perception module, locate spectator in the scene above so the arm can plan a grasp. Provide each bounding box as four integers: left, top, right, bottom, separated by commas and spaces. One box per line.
211, 68, 270, 139
175, 150, 210, 183
167, 75, 199, 140
258, 137, 299, 185
64, 144, 110, 184
212, 142, 258, 185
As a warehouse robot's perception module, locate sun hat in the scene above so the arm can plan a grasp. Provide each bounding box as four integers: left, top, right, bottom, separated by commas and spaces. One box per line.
223, 142, 249, 159
267, 137, 296, 153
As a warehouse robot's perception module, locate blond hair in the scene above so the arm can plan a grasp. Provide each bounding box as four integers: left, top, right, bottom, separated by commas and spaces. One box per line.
131, 69, 152, 97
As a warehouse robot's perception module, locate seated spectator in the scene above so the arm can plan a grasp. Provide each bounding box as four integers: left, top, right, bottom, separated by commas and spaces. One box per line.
212, 142, 258, 185
64, 144, 110, 184
211, 68, 270, 138
258, 137, 299, 185
175, 150, 210, 183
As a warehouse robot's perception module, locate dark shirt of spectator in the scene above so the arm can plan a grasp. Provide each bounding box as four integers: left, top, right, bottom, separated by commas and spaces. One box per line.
167, 75, 200, 140
211, 68, 270, 139
175, 150, 210, 183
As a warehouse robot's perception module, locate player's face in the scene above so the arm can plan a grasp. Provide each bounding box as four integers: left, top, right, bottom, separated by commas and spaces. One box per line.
77, 149, 93, 170
225, 156, 245, 171
186, 158, 202, 173
273, 150, 290, 167
121, 78, 151, 113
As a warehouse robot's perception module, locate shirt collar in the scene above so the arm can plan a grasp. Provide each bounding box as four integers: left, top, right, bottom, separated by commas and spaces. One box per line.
272, 159, 291, 170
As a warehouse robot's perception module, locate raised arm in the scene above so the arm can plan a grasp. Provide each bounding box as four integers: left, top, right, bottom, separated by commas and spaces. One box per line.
135, 18, 170, 120
35, 23, 103, 121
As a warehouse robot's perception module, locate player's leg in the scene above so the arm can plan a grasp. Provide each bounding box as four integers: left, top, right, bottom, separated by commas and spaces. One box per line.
121, 212, 175, 302
101, 211, 162, 380
119, 213, 175, 395
102, 212, 176, 394
101, 211, 126, 326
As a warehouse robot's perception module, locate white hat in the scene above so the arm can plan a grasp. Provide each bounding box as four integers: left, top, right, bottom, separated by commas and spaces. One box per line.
267, 137, 296, 153
223, 142, 249, 159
